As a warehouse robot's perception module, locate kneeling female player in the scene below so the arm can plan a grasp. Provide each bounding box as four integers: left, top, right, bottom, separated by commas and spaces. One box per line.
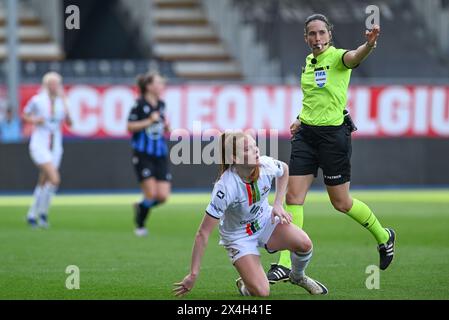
174, 132, 327, 297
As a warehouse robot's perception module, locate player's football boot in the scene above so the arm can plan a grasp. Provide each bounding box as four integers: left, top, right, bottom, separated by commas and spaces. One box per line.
266, 263, 291, 284
235, 277, 250, 296
289, 274, 328, 295
378, 228, 396, 270
27, 217, 38, 229
134, 227, 148, 237
38, 214, 49, 229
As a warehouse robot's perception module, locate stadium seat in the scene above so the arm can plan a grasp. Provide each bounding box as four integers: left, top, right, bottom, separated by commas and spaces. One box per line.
151, 0, 243, 80
0, 0, 64, 61
232, 0, 449, 79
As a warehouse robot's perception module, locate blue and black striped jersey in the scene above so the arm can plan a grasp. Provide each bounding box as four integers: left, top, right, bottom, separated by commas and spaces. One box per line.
128, 98, 168, 157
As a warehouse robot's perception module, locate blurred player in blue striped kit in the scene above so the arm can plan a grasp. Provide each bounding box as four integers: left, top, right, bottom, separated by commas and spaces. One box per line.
127, 72, 172, 237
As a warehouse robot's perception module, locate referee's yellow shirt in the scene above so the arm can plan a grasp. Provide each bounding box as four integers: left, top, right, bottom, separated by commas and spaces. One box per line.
300, 46, 353, 126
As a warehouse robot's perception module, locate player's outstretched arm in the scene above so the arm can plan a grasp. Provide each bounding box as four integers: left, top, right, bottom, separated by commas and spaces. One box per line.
173, 214, 219, 297
343, 24, 380, 68
272, 162, 292, 225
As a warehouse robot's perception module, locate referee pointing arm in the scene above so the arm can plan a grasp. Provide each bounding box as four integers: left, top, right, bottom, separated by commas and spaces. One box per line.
266, 14, 396, 284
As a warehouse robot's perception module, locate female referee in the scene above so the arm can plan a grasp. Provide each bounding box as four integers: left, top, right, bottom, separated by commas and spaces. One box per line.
173, 132, 328, 297
266, 14, 396, 283
23, 72, 72, 228
127, 72, 171, 237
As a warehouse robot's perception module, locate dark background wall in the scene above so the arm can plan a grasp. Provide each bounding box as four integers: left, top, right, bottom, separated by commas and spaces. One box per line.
1, 138, 448, 192
63, 0, 147, 59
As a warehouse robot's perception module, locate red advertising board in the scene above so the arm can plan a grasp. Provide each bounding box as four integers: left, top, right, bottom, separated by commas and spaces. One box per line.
19, 84, 449, 138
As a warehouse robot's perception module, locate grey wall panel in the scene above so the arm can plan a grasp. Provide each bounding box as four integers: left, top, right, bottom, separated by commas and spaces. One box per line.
1, 138, 448, 192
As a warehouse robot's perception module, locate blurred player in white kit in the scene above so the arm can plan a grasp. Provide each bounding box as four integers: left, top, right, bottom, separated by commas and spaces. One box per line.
22, 72, 72, 228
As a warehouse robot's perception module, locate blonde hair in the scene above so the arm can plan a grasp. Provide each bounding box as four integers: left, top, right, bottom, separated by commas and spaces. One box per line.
219, 132, 260, 182
42, 72, 62, 89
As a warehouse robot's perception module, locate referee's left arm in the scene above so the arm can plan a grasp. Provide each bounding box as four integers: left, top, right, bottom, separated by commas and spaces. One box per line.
343, 24, 380, 68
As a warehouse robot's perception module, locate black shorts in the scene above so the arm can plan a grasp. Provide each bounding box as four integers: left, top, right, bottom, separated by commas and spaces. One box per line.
132, 153, 172, 183
289, 123, 352, 186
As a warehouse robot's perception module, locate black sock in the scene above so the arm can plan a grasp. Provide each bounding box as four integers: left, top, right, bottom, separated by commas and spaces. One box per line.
136, 204, 150, 228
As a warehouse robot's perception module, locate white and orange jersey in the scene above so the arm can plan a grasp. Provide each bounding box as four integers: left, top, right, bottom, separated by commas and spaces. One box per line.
206, 156, 284, 244
23, 91, 67, 154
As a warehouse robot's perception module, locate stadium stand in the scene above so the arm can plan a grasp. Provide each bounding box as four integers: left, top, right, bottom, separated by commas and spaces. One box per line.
0, 0, 63, 61
149, 0, 243, 80
1, 0, 447, 83
16, 59, 174, 84
0, 0, 176, 83
232, 0, 449, 81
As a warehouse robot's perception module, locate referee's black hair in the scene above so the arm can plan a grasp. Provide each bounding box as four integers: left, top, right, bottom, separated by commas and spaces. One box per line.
304, 13, 333, 34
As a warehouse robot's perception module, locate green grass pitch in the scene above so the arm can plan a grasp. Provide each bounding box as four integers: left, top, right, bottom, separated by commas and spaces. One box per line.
1, 190, 448, 300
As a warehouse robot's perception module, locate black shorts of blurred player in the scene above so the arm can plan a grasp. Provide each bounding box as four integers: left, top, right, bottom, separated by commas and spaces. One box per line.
133, 153, 171, 183
131, 152, 172, 236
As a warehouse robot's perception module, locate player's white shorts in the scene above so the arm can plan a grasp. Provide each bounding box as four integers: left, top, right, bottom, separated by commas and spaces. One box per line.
30, 147, 63, 168
221, 215, 281, 264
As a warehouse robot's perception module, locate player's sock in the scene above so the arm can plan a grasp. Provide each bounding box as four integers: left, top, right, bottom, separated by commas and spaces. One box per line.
27, 185, 43, 219
140, 198, 160, 209
290, 249, 312, 279
136, 199, 159, 228
347, 198, 389, 244
38, 184, 48, 216
277, 204, 304, 269
39, 183, 57, 217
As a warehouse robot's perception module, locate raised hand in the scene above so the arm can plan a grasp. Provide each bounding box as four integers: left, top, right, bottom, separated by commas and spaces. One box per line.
365, 25, 380, 46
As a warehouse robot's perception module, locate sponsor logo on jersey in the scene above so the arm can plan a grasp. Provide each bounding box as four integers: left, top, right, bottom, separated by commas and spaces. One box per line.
217, 190, 225, 199
250, 205, 261, 215
146, 122, 164, 139
261, 185, 270, 196
245, 220, 261, 236
210, 202, 223, 214
324, 174, 342, 180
